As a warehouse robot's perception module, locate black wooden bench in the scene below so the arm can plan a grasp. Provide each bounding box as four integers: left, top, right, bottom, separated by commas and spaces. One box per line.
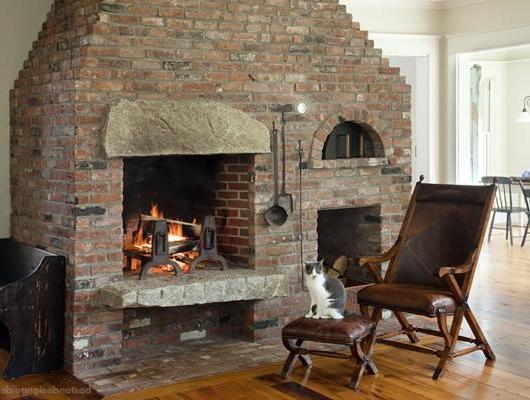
0, 239, 65, 378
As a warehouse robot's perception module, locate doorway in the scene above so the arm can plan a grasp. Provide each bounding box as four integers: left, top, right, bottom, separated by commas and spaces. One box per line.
456, 54, 500, 184
456, 43, 530, 184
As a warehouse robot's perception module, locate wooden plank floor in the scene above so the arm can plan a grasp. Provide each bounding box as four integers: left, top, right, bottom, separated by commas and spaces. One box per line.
103, 238, 530, 400
0, 237, 527, 400
0, 349, 100, 400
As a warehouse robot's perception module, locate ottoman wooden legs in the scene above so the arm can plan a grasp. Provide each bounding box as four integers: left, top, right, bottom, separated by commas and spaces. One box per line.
280, 338, 312, 378
280, 329, 377, 391
349, 333, 378, 389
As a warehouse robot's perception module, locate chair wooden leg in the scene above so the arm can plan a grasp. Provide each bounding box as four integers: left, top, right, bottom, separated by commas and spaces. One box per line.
522, 216, 530, 247
281, 338, 310, 378
505, 213, 509, 241
370, 307, 382, 323
394, 311, 420, 343
508, 213, 513, 245
433, 313, 452, 380
360, 304, 370, 320
436, 313, 452, 348
488, 211, 496, 242
464, 307, 496, 361
433, 309, 465, 380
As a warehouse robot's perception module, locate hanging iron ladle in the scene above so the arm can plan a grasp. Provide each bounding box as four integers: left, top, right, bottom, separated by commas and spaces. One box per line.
264, 122, 289, 226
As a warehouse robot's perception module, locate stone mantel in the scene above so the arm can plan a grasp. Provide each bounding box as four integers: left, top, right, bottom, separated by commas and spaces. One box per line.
98, 268, 289, 309
103, 99, 271, 158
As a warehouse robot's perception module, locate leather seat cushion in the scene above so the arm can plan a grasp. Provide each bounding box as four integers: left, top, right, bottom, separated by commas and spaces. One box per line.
282, 314, 374, 345
357, 283, 456, 317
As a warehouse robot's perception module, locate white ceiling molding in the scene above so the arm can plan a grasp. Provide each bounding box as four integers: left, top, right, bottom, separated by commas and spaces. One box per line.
345, 0, 488, 10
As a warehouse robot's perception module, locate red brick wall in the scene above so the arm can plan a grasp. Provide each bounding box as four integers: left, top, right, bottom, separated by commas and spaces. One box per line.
214, 155, 253, 267
10, 0, 412, 374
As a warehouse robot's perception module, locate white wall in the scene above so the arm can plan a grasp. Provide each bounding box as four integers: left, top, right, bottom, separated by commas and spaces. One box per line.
388, 55, 431, 183
0, 0, 53, 238
342, 1, 443, 35
445, 0, 530, 36
370, 34, 441, 183
443, 1, 530, 183
506, 59, 530, 176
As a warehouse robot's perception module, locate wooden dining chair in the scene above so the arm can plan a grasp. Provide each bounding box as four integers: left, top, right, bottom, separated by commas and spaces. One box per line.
357, 177, 496, 379
482, 176, 527, 245
519, 181, 530, 247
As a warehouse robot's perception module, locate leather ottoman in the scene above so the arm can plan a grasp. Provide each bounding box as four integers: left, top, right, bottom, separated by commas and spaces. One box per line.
280, 314, 378, 390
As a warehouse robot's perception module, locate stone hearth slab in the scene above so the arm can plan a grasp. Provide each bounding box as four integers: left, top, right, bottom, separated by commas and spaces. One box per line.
99, 268, 289, 309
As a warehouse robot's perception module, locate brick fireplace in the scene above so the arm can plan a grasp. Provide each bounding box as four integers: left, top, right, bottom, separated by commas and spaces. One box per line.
9, 0, 412, 381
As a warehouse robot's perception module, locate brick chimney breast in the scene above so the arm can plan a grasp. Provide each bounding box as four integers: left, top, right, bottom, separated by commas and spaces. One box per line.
10, 0, 412, 376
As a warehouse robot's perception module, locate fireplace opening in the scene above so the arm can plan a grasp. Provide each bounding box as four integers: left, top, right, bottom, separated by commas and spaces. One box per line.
122, 301, 252, 352
123, 155, 252, 277
317, 205, 382, 284
322, 121, 384, 159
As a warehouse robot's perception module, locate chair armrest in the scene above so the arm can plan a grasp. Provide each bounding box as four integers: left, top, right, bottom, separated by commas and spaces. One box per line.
359, 241, 400, 266
436, 249, 477, 278
437, 264, 472, 278
358, 241, 400, 284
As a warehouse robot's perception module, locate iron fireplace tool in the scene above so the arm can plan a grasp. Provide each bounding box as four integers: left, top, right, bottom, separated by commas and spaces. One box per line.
298, 140, 307, 291
278, 111, 294, 213
264, 121, 288, 226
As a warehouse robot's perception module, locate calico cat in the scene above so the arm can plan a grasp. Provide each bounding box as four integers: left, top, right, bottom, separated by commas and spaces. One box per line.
304, 260, 346, 319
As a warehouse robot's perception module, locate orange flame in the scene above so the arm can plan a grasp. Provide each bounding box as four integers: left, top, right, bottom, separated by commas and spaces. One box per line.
133, 204, 188, 249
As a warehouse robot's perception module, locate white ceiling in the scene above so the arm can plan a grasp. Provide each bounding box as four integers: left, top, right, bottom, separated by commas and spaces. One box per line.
346, 0, 488, 10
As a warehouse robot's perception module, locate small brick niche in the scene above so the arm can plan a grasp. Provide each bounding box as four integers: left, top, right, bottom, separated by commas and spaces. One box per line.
318, 204, 382, 284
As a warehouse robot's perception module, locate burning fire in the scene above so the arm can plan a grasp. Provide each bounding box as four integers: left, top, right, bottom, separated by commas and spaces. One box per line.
133, 204, 188, 248
148, 204, 187, 243
129, 204, 199, 275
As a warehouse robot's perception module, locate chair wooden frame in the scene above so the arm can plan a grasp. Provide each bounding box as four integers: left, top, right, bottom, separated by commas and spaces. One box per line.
358, 178, 496, 380
482, 176, 527, 245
